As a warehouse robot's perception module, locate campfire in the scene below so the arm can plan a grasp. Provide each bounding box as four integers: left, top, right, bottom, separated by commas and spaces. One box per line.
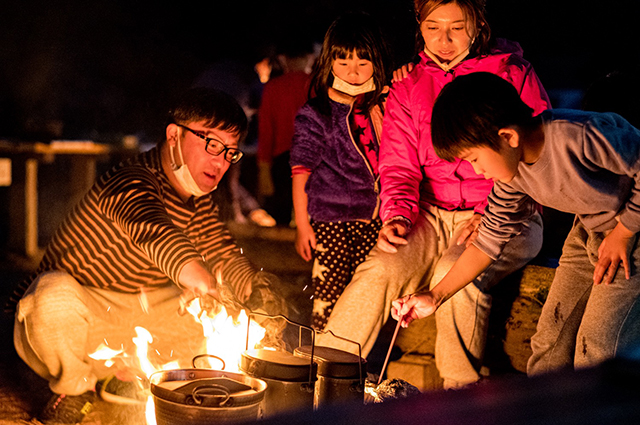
88, 295, 420, 425
89, 297, 269, 425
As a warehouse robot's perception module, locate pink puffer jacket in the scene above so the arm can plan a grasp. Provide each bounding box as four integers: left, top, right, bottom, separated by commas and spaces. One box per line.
380, 39, 551, 224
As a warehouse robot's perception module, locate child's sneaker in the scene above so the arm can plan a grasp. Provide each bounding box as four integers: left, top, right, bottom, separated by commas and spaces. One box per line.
248, 208, 276, 227
97, 372, 148, 405
39, 391, 97, 424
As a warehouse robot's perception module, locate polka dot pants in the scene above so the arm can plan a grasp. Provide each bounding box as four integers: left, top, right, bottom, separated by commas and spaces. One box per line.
310, 219, 381, 330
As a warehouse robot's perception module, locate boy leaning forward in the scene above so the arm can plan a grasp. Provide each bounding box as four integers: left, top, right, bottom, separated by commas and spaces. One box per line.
393, 72, 640, 376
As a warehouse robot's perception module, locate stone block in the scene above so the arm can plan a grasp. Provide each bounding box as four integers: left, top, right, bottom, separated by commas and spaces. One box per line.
386, 353, 442, 392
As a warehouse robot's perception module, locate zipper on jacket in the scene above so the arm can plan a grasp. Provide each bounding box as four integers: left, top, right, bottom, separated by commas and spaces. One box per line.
345, 101, 381, 220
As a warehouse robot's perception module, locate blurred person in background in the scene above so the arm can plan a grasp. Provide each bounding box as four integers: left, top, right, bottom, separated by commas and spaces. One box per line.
257, 38, 314, 226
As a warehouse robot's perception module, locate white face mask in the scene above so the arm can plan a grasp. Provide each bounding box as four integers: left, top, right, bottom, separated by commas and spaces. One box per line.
423, 46, 470, 73
169, 137, 215, 198
331, 74, 376, 96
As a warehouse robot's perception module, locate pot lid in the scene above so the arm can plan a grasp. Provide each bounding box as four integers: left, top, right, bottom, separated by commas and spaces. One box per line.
149, 369, 267, 407
294, 346, 367, 379
240, 349, 317, 382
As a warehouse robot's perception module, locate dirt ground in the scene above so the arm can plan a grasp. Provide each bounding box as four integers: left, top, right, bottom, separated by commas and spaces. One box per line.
0, 224, 314, 424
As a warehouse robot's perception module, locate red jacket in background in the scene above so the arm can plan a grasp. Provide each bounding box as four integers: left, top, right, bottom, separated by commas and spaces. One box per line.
257, 71, 310, 164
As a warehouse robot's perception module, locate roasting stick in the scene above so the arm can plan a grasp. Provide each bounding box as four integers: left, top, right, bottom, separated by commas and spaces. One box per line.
378, 315, 403, 385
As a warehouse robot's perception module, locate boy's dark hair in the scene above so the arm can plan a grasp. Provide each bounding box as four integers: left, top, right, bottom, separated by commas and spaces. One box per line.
168, 87, 248, 141
309, 11, 392, 115
431, 72, 533, 162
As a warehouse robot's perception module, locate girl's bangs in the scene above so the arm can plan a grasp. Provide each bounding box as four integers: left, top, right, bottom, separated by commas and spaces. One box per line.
331, 43, 372, 61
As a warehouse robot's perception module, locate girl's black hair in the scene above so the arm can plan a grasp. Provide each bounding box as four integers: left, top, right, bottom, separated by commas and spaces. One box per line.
309, 12, 392, 115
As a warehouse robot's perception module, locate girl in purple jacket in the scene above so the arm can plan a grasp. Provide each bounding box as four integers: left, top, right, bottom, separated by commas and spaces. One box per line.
317, 0, 551, 388
290, 12, 392, 330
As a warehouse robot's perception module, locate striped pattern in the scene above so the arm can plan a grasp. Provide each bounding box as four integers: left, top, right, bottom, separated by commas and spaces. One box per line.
6, 147, 255, 313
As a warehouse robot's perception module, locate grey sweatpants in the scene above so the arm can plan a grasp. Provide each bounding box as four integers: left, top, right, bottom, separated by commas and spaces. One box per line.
316, 205, 543, 388
528, 219, 640, 375
14, 271, 206, 395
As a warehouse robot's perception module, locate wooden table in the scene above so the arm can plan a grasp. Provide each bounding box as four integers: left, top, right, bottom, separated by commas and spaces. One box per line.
0, 140, 116, 259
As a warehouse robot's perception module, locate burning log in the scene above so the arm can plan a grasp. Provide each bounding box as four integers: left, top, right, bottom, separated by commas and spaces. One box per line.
366, 378, 421, 403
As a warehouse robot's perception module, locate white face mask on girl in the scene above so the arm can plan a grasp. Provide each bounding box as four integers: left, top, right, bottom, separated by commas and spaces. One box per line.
332, 73, 376, 96
169, 137, 214, 198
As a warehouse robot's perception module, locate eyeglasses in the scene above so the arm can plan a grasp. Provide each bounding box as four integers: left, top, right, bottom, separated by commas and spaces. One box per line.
176, 124, 244, 164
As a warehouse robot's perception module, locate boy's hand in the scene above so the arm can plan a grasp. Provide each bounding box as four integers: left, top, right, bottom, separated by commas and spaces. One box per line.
377, 220, 409, 253
295, 222, 316, 262
456, 213, 483, 247
594, 222, 635, 285
391, 292, 438, 327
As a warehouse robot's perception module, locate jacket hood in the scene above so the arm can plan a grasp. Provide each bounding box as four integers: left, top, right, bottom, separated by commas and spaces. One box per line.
490, 38, 524, 56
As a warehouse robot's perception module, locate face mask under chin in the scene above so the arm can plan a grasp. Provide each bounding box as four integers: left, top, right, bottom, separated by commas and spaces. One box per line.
170, 140, 215, 198
331, 74, 376, 96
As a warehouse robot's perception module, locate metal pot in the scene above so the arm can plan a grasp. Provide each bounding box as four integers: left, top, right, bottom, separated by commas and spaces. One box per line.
294, 345, 367, 409
150, 368, 267, 425
240, 348, 316, 418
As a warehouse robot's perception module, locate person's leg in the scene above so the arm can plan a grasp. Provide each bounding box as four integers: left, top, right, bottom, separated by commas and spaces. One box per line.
316, 212, 440, 356
434, 210, 543, 388
310, 220, 381, 331
14, 272, 206, 395
310, 221, 352, 330
227, 163, 247, 223
574, 230, 640, 369
268, 151, 293, 225
348, 219, 382, 270
527, 220, 594, 376
14, 271, 102, 395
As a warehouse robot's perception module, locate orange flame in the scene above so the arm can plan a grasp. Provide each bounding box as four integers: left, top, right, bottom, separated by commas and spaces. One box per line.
89, 297, 267, 424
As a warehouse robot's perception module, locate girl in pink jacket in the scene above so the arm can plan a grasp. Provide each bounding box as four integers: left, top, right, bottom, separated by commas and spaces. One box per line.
317, 0, 551, 389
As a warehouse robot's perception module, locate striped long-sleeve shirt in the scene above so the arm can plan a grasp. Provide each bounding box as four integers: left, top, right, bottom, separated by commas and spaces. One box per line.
7, 146, 256, 313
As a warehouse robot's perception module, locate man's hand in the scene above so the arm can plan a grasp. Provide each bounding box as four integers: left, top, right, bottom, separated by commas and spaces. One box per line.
456, 213, 483, 247
594, 222, 636, 285
295, 222, 316, 262
377, 220, 409, 253
178, 259, 217, 297
391, 292, 438, 327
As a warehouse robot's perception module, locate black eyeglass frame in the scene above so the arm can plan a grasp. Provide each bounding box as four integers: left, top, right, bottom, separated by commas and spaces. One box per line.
176, 124, 244, 164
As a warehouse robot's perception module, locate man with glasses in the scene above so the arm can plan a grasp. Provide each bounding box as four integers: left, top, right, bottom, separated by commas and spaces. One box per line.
8, 88, 286, 424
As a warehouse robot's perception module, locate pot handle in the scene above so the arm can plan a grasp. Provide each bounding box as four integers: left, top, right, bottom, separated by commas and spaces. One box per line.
246, 312, 316, 387
192, 354, 226, 370
191, 384, 232, 407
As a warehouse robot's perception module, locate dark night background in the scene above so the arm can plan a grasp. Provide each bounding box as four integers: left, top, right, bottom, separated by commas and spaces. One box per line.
0, 0, 638, 144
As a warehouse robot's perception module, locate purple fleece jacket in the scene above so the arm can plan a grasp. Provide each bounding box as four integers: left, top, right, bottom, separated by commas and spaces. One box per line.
290, 96, 383, 222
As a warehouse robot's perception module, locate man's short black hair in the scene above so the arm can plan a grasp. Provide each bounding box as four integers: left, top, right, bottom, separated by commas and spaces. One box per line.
168, 87, 248, 141
432, 72, 534, 162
